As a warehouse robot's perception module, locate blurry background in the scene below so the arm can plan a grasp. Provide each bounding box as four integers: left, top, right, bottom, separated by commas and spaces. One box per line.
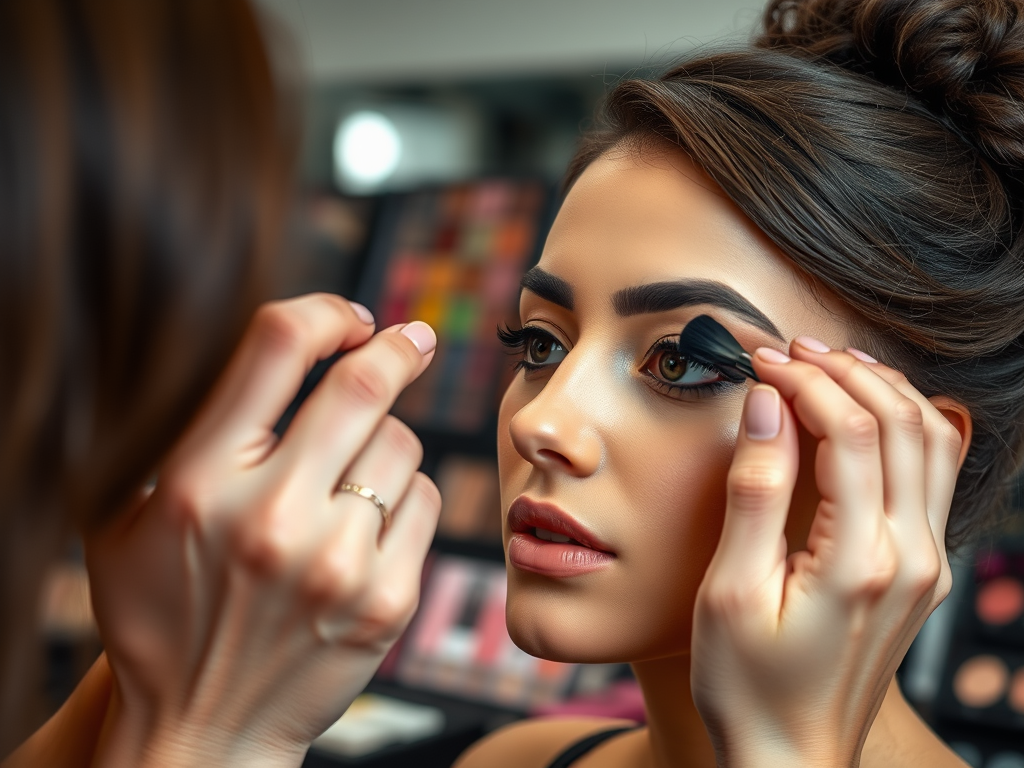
40, 2, 1024, 767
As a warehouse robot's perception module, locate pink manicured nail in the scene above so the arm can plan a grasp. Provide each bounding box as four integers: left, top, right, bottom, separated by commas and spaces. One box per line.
795, 336, 830, 353
745, 386, 781, 440
349, 301, 374, 324
755, 347, 791, 364
847, 347, 878, 364
400, 321, 437, 355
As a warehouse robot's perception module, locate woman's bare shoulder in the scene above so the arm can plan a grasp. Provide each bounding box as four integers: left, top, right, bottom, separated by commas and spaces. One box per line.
453, 716, 639, 768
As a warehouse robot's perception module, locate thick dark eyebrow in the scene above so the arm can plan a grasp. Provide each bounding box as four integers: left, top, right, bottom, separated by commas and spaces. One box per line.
612, 280, 784, 341
519, 266, 573, 310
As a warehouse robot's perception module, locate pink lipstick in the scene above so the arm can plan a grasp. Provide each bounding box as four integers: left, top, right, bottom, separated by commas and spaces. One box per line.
506, 497, 615, 578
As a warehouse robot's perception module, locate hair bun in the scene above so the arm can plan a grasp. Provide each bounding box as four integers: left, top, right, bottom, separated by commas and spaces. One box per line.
760, 0, 1024, 182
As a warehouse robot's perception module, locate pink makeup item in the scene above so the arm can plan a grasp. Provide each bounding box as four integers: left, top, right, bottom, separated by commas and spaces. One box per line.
972, 551, 1024, 643
932, 545, 1024, 762
940, 647, 1024, 728
677, 314, 760, 383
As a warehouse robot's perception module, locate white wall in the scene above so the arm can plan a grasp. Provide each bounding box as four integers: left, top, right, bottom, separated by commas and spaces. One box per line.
256, 0, 764, 83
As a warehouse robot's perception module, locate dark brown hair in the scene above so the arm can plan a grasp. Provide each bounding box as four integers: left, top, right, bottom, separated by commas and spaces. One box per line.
0, 0, 295, 750
567, 0, 1024, 550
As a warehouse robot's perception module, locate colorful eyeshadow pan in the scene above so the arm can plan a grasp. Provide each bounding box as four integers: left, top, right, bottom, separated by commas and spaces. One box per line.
977, 577, 1024, 626
953, 655, 1010, 708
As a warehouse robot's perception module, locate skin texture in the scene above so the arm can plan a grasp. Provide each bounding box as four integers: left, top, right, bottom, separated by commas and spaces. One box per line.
455, 145, 971, 768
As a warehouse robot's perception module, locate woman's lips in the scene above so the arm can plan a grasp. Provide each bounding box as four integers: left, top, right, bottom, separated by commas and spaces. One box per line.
506, 497, 615, 577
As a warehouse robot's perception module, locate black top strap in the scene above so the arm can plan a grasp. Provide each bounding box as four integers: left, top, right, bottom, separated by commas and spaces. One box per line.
545, 725, 640, 768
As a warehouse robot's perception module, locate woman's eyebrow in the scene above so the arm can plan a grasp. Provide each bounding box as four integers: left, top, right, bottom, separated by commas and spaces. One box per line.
520, 266, 573, 310
612, 280, 784, 341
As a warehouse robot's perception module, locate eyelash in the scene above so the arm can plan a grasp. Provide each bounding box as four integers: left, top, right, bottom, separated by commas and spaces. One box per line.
496, 325, 734, 400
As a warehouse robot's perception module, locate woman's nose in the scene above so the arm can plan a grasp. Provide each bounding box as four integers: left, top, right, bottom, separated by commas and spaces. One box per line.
507, 361, 603, 478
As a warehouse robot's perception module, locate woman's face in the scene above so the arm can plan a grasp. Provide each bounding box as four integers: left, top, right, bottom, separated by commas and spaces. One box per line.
498, 143, 854, 663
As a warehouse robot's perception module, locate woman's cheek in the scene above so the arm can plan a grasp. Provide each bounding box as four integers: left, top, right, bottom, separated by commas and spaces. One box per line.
606, 410, 738, 657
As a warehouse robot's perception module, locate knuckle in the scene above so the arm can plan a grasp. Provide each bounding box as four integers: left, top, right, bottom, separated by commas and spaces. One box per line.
157, 472, 211, 530
934, 566, 953, 603
235, 522, 292, 578
339, 357, 394, 407
727, 464, 789, 509
937, 422, 964, 460
889, 370, 911, 389
849, 554, 898, 599
893, 398, 924, 433
231, 488, 298, 578
304, 549, 368, 605
363, 583, 418, 634
252, 301, 308, 355
410, 472, 442, 513
699, 582, 755, 618
839, 409, 879, 449
381, 416, 422, 464
904, 554, 942, 600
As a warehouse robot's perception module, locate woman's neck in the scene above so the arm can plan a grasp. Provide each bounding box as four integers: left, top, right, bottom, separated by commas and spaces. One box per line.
631, 654, 718, 768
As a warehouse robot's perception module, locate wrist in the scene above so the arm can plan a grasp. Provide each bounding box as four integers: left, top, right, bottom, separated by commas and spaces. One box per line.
90, 681, 308, 768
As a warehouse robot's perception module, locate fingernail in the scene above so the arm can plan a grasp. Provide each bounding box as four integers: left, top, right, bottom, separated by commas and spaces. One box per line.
400, 321, 437, 355
754, 347, 791, 364
847, 347, 878, 364
795, 336, 830, 353
349, 302, 374, 324
745, 386, 781, 440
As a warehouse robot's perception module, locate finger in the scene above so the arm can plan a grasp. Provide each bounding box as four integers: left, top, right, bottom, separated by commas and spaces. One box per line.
751, 349, 887, 575
845, 356, 960, 547
787, 341, 927, 537
713, 384, 799, 587
379, 472, 442, 588
276, 321, 436, 492
307, 474, 439, 647
174, 294, 377, 461
334, 415, 424, 544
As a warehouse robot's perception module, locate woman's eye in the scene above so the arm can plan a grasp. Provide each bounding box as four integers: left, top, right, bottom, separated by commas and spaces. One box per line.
657, 350, 687, 382
644, 348, 721, 388
528, 335, 554, 363
525, 332, 566, 366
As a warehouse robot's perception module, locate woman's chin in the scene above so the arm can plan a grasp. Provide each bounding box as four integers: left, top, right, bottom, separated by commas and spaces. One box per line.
504, 587, 677, 664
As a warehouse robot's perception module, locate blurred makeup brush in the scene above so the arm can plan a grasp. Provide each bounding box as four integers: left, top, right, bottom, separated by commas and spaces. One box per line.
678, 314, 760, 383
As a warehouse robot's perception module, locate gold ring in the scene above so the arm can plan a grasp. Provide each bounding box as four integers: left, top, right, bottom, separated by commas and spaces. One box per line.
337, 483, 391, 531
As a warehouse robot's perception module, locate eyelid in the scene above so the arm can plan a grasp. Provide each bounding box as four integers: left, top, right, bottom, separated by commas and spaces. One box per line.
521, 319, 573, 349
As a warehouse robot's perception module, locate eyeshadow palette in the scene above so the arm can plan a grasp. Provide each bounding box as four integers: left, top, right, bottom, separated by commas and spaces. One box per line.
931, 542, 1024, 763
937, 646, 1024, 730
357, 180, 549, 434
395, 554, 576, 709
971, 550, 1024, 645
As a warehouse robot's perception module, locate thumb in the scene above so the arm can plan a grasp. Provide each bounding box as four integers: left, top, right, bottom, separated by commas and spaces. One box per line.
710, 385, 799, 589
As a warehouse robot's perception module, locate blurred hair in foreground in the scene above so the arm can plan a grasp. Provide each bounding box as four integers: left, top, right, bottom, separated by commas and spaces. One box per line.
0, 0, 297, 751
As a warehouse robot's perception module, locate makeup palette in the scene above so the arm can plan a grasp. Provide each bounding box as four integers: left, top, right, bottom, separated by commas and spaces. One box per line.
970, 550, 1024, 644
942, 648, 1024, 729
394, 554, 577, 709
357, 181, 550, 434
931, 543, 1024, 765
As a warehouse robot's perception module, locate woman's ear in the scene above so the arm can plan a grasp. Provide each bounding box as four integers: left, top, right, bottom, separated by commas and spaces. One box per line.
927, 396, 973, 472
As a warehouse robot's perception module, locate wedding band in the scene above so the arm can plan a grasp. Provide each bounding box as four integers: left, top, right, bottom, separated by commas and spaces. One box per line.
337, 483, 391, 531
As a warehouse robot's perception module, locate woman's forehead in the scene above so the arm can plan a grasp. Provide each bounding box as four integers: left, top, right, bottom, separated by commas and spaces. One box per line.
530, 148, 854, 347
